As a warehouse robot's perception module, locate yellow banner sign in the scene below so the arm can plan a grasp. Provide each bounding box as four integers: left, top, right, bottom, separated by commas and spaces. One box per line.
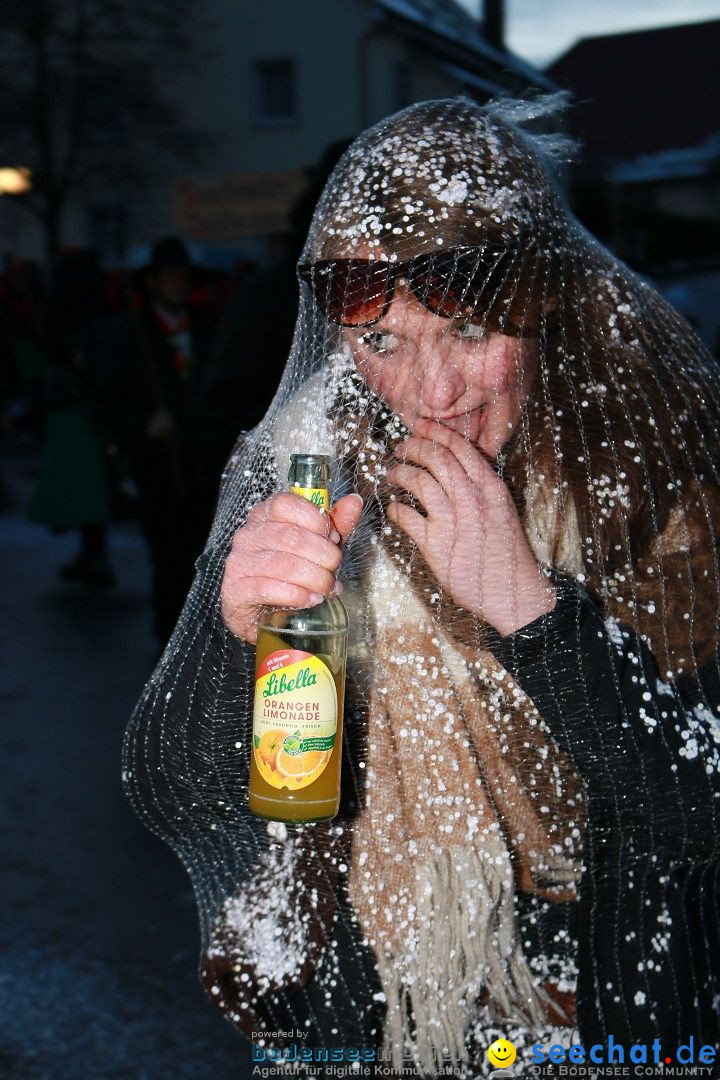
175, 169, 307, 240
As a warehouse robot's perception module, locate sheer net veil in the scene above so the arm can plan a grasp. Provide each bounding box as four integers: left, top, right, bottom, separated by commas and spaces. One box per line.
123, 94, 720, 1077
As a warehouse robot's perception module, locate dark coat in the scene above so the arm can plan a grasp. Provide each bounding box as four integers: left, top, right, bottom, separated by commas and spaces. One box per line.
486, 570, 720, 1054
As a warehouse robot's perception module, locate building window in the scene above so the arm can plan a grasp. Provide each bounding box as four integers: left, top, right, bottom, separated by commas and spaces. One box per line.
253, 58, 297, 125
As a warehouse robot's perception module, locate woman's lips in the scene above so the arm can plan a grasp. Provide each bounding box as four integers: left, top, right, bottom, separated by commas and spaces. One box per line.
432, 406, 487, 439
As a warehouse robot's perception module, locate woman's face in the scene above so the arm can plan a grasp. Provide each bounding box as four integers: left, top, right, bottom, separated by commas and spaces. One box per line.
343, 280, 539, 460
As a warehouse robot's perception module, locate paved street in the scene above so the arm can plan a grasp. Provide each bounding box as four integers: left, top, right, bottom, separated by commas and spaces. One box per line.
0, 450, 253, 1079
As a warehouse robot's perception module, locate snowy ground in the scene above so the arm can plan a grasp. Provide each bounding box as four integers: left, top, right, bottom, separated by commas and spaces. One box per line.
0, 448, 253, 1078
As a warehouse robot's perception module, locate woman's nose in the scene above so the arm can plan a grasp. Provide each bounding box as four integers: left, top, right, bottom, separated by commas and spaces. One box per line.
415, 346, 467, 414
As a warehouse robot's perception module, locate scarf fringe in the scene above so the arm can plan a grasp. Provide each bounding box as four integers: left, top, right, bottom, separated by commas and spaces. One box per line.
378, 837, 556, 1076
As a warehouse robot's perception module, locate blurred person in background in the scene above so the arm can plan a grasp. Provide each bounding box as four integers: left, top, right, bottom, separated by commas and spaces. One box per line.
0, 256, 48, 444
26, 248, 115, 586
97, 236, 221, 644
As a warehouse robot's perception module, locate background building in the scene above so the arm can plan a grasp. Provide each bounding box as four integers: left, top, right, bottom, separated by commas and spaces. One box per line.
168, 0, 554, 264
548, 18, 720, 349
0, 0, 551, 268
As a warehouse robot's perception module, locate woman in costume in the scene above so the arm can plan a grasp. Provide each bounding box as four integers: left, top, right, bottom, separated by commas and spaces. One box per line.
124, 96, 720, 1077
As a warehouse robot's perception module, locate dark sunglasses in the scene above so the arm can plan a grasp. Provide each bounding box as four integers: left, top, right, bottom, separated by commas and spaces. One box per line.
297, 244, 533, 332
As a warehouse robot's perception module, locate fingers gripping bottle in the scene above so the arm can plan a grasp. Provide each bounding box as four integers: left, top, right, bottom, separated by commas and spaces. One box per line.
249, 454, 348, 822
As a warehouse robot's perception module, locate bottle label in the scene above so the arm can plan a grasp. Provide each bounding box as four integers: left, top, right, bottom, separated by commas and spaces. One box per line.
290, 485, 329, 510
252, 649, 337, 790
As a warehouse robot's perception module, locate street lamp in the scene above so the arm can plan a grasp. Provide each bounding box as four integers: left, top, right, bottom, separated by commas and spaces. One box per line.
0, 168, 32, 195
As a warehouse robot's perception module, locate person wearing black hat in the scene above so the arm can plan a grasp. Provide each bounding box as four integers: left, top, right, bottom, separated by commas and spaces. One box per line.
97, 236, 220, 645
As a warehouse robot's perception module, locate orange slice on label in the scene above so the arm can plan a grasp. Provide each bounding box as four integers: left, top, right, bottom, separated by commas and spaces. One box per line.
256, 729, 289, 770
275, 747, 328, 781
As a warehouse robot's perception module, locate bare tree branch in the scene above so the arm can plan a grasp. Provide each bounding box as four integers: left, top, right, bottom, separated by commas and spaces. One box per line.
0, 0, 216, 260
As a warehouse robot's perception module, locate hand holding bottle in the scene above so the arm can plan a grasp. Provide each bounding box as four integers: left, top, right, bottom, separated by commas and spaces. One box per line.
221, 492, 363, 644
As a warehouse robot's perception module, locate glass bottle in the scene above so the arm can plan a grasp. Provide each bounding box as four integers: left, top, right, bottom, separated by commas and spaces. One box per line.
248, 454, 348, 823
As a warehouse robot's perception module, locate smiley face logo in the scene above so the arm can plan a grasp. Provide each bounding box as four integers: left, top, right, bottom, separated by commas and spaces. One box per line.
487, 1038, 517, 1068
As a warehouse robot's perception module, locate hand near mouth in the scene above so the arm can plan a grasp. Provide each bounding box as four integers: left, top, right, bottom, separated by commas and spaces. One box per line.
385, 415, 556, 635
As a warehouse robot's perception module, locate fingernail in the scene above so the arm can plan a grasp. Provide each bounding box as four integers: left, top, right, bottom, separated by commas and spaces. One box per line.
332, 580, 344, 596
347, 493, 364, 506
309, 593, 325, 605
330, 528, 341, 543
